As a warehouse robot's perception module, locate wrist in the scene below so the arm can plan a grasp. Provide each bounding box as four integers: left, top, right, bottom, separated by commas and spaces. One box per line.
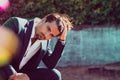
58, 39, 66, 45
59, 39, 65, 41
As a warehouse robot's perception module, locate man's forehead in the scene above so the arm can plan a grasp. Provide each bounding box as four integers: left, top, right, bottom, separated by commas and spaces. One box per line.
47, 21, 61, 36
47, 21, 58, 28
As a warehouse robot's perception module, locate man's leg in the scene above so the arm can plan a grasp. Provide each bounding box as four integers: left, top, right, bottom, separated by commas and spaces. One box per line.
21, 68, 61, 80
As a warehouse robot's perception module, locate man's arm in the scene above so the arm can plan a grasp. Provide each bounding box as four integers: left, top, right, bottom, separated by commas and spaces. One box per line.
42, 39, 65, 69
42, 21, 68, 69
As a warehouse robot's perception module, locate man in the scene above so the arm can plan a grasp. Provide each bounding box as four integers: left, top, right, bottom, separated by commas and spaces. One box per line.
0, 13, 73, 80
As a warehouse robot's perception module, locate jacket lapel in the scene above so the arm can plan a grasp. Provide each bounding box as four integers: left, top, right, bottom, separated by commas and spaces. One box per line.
20, 20, 34, 61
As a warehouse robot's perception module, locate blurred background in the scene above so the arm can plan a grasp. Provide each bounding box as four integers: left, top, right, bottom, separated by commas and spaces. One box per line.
0, 0, 120, 25
1, 0, 120, 80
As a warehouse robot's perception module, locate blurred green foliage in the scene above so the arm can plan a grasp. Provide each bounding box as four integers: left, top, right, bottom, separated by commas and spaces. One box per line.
0, 0, 120, 25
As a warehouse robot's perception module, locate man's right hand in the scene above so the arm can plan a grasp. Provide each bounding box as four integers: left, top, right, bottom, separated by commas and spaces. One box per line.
9, 73, 30, 80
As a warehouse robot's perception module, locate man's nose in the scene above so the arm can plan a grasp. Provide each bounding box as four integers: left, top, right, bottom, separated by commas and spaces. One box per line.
44, 32, 51, 37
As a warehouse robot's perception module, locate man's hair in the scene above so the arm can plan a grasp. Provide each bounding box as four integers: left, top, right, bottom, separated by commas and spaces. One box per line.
44, 13, 73, 36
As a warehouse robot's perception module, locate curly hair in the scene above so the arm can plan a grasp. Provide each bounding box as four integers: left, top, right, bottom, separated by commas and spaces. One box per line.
44, 13, 73, 32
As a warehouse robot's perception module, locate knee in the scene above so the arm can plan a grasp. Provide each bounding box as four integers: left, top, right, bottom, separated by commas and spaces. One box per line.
52, 69, 61, 80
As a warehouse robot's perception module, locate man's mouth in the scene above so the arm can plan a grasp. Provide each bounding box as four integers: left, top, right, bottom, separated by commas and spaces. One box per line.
38, 33, 45, 40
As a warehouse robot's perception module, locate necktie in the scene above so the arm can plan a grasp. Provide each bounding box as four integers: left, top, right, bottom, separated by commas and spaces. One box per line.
31, 37, 37, 45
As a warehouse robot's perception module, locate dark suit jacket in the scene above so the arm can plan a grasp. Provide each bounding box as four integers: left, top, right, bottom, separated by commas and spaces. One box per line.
0, 17, 65, 79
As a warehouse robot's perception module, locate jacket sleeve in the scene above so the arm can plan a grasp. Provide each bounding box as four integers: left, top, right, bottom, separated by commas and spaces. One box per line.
42, 39, 65, 69
0, 65, 14, 80
2, 17, 19, 34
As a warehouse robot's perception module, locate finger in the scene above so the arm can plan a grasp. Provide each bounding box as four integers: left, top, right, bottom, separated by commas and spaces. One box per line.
9, 74, 16, 80
15, 73, 30, 80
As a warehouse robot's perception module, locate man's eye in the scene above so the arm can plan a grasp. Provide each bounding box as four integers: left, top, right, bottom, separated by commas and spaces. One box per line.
50, 34, 54, 37
47, 26, 51, 31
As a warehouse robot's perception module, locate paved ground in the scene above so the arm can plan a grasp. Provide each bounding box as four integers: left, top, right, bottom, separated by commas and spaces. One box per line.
57, 63, 120, 80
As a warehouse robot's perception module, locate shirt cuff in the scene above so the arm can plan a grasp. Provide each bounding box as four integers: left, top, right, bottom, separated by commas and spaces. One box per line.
58, 39, 66, 45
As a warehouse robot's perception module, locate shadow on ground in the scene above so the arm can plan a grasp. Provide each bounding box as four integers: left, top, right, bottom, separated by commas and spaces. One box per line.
57, 63, 120, 80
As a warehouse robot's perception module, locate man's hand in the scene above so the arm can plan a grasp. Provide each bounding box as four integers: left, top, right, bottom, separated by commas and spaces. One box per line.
58, 20, 68, 41
9, 73, 30, 80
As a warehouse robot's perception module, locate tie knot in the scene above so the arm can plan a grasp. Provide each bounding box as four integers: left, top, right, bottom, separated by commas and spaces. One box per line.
31, 37, 37, 45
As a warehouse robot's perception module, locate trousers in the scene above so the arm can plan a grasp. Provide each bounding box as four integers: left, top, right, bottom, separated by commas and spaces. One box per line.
20, 68, 62, 80
0, 65, 61, 80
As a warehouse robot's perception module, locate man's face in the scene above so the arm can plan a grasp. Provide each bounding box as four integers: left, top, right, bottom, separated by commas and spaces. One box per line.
35, 20, 60, 40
